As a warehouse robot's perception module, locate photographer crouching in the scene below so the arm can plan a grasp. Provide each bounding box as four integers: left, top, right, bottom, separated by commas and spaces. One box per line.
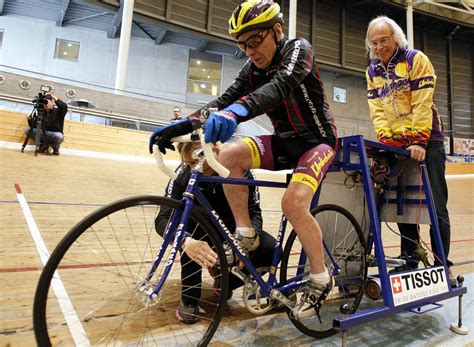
24, 92, 68, 155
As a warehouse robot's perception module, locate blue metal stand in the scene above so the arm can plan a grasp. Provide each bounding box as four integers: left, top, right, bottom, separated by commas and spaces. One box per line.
329, 135, 467, 332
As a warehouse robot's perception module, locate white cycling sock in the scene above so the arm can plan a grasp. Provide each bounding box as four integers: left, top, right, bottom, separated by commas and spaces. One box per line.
235, 227, 255, 237
309, 269, 330, 283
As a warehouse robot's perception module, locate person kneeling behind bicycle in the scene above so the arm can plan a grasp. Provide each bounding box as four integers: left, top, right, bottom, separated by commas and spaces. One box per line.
154, 140, 276, 324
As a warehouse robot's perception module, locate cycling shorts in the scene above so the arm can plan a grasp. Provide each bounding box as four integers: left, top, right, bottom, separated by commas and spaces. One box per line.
242, 135, 335, 193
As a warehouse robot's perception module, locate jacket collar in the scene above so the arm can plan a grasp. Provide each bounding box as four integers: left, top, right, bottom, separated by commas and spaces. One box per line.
252, 37, 286, 74
371, 47, 405, 72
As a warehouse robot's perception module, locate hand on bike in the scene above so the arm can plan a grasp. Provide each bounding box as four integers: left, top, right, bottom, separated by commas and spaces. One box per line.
183, 238, 218, 268
204, 103, 249, 143
149, 118, 193, 154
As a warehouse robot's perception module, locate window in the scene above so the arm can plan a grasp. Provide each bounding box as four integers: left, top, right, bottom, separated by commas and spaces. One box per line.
54, 39, 80, 62
187, 51, 222, 97
333, 86, 347, 103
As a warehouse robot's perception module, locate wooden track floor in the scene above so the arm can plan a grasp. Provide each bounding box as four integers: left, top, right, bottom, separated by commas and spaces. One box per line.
0, 147, 472, 346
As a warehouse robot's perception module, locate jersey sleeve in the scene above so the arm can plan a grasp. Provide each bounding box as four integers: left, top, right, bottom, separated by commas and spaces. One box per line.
55, 99, 68, 118
408, 51, 436, 147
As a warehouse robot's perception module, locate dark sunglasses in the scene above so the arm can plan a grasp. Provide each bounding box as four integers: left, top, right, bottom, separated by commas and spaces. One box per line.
236, 29, 270, 51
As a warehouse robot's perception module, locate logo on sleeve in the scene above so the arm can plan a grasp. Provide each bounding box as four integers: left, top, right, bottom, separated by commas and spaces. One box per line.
286, 40, 301, 75
394, 62, 408, 78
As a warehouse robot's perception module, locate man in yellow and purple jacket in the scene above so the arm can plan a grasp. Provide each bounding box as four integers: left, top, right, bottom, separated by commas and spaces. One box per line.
365, 16, 455, 285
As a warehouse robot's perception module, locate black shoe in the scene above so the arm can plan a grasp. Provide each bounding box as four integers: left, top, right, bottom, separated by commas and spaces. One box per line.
175, 301, 199, 324
52, 150, 60, 155
38, 144, 49, 153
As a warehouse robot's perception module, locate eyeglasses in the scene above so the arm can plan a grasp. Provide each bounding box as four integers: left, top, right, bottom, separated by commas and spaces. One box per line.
236, 29, 270, 51
369, 34, 393, 48
173, 110, 180, 113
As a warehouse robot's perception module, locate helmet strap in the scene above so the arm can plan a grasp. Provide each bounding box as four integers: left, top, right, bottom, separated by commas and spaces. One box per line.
271, 27, 284, 50
271, 27, 279, 45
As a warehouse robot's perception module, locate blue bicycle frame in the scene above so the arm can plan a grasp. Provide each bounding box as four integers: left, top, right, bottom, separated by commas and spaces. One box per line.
145, 167, 325, 300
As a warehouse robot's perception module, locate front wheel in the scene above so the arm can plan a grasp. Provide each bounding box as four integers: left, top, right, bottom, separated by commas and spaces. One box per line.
33, 195, 229, 346
280, 204, 367, 338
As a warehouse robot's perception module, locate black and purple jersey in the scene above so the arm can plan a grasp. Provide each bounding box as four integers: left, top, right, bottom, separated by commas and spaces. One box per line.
201, 38, 337, 149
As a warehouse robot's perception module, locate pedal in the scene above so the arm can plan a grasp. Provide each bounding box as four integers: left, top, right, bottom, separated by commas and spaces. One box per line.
270, 289, 295, 310
230, 266, 248, 282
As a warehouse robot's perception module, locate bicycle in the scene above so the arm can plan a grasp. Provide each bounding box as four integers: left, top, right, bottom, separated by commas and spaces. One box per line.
33, 127, 368, 346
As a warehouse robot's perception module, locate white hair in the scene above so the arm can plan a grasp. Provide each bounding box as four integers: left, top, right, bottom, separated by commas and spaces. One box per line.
365, 16, 408, 60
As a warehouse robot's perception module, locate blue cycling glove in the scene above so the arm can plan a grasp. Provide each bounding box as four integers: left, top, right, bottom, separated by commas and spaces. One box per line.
204, 103, 249, 143
149, 118, 193, 154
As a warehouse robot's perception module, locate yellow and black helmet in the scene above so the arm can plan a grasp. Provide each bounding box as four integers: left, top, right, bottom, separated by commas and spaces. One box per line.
228, 0, 284, 38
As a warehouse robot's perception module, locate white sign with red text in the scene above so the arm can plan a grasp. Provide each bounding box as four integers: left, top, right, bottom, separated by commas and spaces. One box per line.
390, 266, 449, 306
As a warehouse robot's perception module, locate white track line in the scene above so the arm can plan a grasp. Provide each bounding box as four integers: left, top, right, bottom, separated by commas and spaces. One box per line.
15, 184, 91, 346
2, 141, 471, 178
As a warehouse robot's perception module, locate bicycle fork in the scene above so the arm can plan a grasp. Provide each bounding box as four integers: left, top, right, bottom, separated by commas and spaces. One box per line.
135, 201, 193, 307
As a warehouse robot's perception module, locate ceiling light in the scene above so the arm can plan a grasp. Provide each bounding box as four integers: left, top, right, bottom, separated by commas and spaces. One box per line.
200, 83, 206, 89
63, 51, 68, 55
197, 60, 201, 64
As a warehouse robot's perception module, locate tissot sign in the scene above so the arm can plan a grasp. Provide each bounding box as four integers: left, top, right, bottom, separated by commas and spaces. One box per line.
390, 266, 449, 306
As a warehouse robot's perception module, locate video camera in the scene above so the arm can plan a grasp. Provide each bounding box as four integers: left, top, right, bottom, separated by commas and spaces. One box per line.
31, 85, 53, 110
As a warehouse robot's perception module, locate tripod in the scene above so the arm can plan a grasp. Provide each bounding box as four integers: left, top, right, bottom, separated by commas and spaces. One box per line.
21, 107, 45, 156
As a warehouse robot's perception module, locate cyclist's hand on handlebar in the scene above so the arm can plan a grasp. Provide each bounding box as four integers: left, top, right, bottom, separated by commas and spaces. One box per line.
204, 103, 249, 143
183, 238, 218, 268
204, 110, 237, 143
149, 118, 193, 154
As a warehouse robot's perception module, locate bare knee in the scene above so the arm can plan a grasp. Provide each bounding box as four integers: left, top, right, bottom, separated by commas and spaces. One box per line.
218, 141, 251, 172
281, 188, 311, 222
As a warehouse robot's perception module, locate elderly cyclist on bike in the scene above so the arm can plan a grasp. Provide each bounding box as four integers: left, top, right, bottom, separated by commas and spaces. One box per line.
150, 0, 338, 320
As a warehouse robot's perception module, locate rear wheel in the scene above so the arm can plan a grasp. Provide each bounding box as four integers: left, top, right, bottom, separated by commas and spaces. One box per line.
280, 204, 367, 338
33, 195, 229, 346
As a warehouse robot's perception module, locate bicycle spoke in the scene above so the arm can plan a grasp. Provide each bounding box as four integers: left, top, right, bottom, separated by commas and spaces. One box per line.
34, 196, 228, 346
280, 204, 367, 338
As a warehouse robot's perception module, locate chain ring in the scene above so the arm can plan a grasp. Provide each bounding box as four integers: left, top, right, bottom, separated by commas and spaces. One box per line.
242, 267, 276, 315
